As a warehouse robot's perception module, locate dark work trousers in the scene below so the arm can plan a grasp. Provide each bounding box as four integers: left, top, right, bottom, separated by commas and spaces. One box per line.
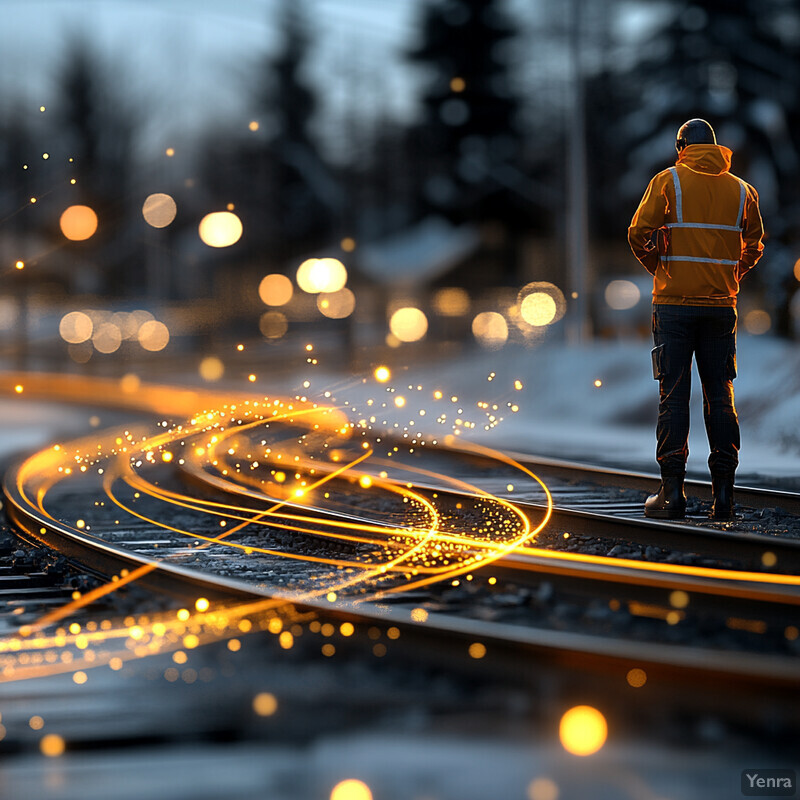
651, 304, 739, 478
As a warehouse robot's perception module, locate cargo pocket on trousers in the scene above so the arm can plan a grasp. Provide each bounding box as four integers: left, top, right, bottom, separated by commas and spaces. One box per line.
651, 344, 665, 380
726, 352, 737, 380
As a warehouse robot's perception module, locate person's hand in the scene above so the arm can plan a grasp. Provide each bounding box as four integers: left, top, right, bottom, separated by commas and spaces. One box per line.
652, 226, 670, 255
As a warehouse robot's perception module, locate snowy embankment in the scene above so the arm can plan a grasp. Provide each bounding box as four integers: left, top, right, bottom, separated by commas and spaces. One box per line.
475, 334, 799, 483
500, 333, 800, 483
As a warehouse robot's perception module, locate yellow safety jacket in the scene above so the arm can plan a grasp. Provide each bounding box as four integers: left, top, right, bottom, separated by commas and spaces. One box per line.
628, 144, 764, 306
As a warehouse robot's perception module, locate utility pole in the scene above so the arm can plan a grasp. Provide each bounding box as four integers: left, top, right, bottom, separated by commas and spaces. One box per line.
566, 0, 590, 343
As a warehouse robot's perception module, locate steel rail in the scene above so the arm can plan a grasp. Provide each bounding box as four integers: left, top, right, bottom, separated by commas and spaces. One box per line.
177, 458, 800, 578
490, 551, 800, 613
437, 444, 800, 515
514, 500, 800, 571
3, 457, 799, 690
170, 464, 800, 620
415, 484, 800, 571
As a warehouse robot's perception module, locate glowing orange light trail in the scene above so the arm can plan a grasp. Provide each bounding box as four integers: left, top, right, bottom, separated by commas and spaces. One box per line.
109, 412, 546, 595
14, 417, 411, 634
8, 369, 800, 695
516, 544, 800, 592
372, 447, 551, 598
25, 563, 157, 633
183, 445, 539, 565
110, 458, 439, 567
154, 444, 378, 545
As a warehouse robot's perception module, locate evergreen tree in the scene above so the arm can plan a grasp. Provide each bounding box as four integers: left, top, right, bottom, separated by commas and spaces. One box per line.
260, 0, 316, 152
0, 104, 35, 236
202, 0, 335, 269
264, 0, 336, 256
633, 1, 800, 200
405, 0, 527, 224
53, 36, 140, 295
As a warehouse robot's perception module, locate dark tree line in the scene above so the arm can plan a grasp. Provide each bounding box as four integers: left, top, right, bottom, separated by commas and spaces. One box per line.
1, 0, 799, 333
0, 35, 141, 296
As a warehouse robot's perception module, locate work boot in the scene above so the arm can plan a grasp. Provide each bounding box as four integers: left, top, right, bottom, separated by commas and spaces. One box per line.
644, 476, 686, 519
711, 474, 735, 520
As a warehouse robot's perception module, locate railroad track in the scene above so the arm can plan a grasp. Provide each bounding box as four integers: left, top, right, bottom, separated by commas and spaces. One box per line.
1, 377, 799, 704
484, 448, 800, 515
4, 466, 800, 692
174, 438, 800, 666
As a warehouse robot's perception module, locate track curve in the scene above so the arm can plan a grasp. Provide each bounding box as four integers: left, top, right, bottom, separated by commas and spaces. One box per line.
1, 373, 799, 690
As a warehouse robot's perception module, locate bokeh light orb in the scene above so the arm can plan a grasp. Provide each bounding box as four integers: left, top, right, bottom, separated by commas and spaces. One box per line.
120, 373, 141, 393
558, 705, 608, 756
258, 274, 294, 306
198, 211, 242, 248
68, 343, 93, 364
260, 311, 288, 339
199, 356, 224, 382
604, 279, 641, 310
472, 311, 508, 348
330, 779, 372, 800
517, 282, 566, 326
142, 193, 177, 228
296, 258, 348, 294
527, 777, 560, 800
433, 287, 470, 316
138, 320, 170, 351
389, 307, 428, 342
317, 288, 355, 319
520, 293, 557, 326
296, 259, 319, 293
744, 309, 771, 335
59, 311, 93, 344
130, 309, 155, 331
626, 668, 647, 688
252, 692, 278, 717
92, 322, 122, 354
318, 258, 348, 292
40, 734, 66, 758
60, 205, 98, 241
112, 311, 137, 340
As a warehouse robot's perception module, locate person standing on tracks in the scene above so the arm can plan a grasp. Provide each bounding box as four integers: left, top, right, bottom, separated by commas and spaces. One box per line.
628, 118, 764, 520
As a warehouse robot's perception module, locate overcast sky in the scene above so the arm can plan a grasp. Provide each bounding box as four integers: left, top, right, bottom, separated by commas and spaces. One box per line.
0, 0, 427, 157
0, 0, 658, 163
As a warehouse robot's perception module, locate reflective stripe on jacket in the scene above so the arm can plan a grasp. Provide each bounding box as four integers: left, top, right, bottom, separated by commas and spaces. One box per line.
628, 144, 764, 306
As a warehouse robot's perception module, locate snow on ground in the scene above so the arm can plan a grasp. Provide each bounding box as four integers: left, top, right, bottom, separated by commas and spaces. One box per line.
0, 401, 103, 462
0, 401, 147, 469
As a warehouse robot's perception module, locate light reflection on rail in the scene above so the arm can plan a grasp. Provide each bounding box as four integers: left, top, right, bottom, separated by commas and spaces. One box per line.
1, 391, 553, 684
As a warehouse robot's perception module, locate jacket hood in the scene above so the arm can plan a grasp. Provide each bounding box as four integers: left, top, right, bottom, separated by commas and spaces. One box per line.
676, 144, 732, 175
